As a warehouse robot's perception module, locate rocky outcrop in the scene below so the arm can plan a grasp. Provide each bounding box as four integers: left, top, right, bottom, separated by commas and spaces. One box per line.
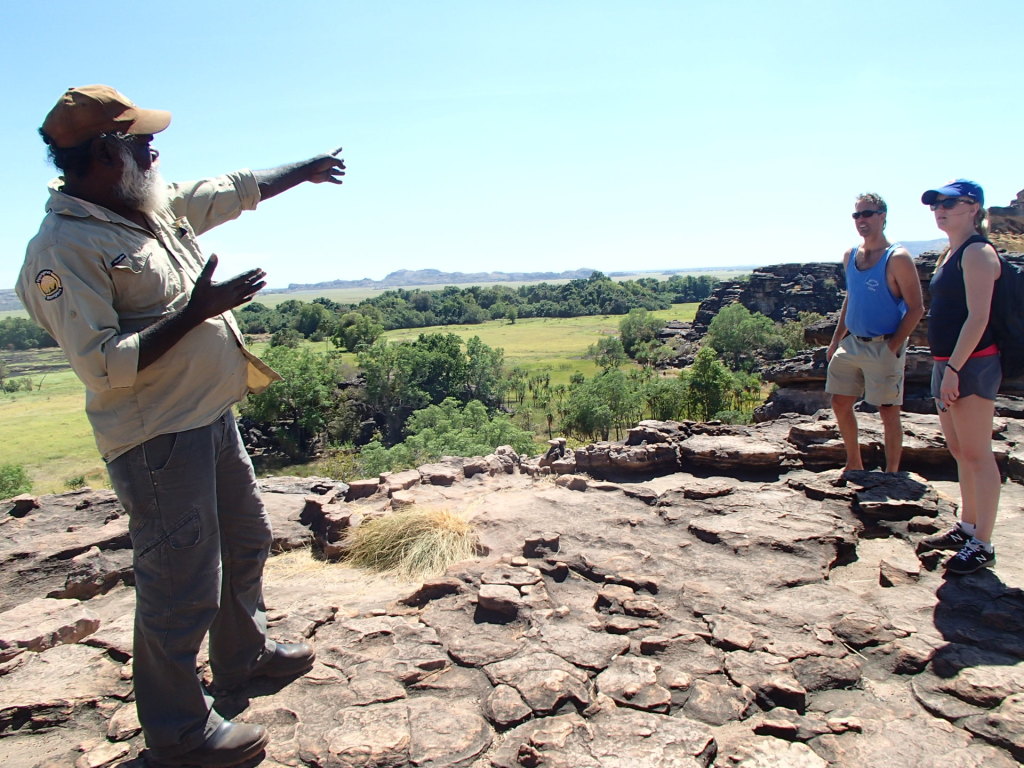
3, 412, 1024, 767
692, 263, 844, 335
989, 188, 1024, 251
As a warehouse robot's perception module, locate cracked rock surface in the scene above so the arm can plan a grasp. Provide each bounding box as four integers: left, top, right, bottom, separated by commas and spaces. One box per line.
2, 414, 1023, 767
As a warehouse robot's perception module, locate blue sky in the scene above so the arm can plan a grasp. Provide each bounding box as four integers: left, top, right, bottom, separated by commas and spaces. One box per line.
3, 1, 1022, 290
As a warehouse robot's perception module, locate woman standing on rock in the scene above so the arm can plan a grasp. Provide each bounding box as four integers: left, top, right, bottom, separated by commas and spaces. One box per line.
919, 180, 1002, 574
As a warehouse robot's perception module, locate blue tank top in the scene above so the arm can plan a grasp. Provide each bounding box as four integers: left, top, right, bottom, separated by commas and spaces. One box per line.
844, 243, 907, 337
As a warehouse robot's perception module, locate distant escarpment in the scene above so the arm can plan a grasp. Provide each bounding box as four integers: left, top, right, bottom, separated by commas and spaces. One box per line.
276, 268, 602, 292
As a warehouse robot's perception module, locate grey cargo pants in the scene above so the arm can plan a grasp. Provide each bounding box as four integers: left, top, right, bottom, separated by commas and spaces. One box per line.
107, 411, 274, 758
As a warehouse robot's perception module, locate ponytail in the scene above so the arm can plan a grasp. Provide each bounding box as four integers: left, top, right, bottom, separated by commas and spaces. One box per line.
975, 207, 990, 239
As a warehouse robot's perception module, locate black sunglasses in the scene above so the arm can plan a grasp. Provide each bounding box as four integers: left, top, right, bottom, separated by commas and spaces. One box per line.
929, 198, 975, 210
851, 210, 884, 220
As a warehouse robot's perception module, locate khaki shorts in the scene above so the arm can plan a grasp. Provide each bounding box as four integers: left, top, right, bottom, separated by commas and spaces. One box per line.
826, 334, 905, 406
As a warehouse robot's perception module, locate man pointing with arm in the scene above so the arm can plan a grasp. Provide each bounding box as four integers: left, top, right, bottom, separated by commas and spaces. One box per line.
17, 85, 345, 767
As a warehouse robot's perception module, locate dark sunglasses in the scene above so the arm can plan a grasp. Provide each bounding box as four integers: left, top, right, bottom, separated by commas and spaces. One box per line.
851, 210, 884, 220
929, 198, 975, 210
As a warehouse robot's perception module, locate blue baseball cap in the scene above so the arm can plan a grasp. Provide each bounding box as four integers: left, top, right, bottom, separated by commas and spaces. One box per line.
921, 179, 984, 207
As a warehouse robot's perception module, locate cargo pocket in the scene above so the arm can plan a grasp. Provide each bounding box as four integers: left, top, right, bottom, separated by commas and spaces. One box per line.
132, 507, 201, 558
165, 508, 202, 550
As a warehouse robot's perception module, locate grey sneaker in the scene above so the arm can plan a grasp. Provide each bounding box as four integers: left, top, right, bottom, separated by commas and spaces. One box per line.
945, 540, 996, 575
920, 525, 971, 551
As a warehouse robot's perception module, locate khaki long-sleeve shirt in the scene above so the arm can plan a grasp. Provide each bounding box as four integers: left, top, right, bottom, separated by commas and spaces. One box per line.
17, 171, 280, 461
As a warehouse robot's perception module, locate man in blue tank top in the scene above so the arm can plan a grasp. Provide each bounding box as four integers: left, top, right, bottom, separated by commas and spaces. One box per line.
825, 193, 925, 473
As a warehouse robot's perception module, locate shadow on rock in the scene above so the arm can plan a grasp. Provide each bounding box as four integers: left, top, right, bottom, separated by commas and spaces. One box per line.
135, 750, 266, 767
931, 568, 1024, 678
212, 673, 308, 719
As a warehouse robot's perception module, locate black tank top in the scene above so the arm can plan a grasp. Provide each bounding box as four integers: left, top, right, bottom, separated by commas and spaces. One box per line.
927, 234, 996, 358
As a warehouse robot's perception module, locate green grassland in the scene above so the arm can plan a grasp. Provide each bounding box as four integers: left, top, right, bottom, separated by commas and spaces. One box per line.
1, 304, 697, 494
0, 368, 105, 494
384, 304, 695, 385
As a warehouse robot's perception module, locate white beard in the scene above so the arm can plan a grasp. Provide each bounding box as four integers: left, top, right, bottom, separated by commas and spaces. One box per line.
114, 144, 169, 214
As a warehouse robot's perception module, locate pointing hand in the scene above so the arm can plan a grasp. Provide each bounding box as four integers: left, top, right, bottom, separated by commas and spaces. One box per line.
307, 147, 346, 184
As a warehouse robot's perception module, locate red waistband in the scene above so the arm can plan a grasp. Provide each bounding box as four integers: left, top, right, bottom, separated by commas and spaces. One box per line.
933, 344, 999, 362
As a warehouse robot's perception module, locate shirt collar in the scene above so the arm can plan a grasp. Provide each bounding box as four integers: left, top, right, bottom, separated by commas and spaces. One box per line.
46, 177, 151, 230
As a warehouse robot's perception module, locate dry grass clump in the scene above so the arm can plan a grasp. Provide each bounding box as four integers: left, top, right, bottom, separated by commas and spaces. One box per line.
264, 545, 334, 577
343, 507, 478, 577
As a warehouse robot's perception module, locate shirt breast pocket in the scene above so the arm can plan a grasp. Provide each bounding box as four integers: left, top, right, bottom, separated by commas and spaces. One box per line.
109, 246, 183, 312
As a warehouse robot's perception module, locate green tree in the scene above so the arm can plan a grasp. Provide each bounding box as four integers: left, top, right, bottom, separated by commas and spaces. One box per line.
560, 370, 643, 441
619, 308, 664, 357
587, 335, 628, 371
295, 302, 335, 341
358, 398, 535, 475
705, 303, 780, 370
0, 317, 56, 350
665, 274, 719, 302
0, 463, 31, 498
779, 311, 825, 357
414, 333, 468, 404
240, 346, 347, 460
642, 376, 688, 421
357, 333, 505, 443
633, 339, 670, 368
335, 311, 384, 352
235, 302, 273, 334
724, 368, 763, 421
683, 345, 733, 421
560, 384, 613, 442
269, 327, 303, 348
505, 367, 529, 407
464, 336, 506, 405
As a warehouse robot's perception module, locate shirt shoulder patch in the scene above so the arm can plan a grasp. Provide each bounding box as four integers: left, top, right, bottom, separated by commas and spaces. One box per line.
35, 269, 63, 301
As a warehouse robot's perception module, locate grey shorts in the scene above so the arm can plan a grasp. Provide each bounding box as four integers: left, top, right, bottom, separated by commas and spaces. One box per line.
826, 334, 906, 406
931, 355, 1002, 402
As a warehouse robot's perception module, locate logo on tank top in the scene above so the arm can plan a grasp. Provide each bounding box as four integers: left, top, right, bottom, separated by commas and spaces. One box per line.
865, 279, 880, 292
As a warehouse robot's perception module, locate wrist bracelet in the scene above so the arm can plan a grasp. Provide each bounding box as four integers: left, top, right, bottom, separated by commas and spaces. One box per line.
946, 363, 960, 375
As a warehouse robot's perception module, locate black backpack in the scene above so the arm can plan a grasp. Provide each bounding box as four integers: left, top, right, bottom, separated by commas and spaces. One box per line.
990, 249, 1024, 378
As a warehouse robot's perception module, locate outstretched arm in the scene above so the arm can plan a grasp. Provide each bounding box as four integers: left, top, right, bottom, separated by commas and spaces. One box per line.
254, 147, 345, 201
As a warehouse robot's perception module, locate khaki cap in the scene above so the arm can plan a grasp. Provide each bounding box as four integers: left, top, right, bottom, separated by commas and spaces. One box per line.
42, 85, 172, 148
